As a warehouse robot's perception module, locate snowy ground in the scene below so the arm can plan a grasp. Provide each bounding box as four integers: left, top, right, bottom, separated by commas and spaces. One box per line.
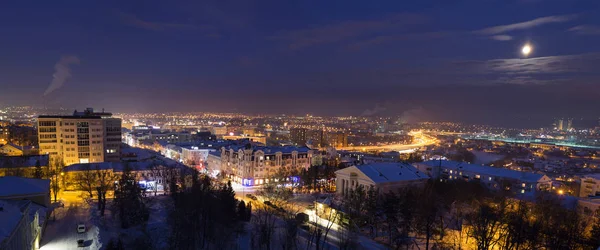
40, 203, 102, 250
471, 150, 505, 165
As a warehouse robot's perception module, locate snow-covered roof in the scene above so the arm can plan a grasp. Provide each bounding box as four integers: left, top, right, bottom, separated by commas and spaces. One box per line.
64, 156, 188, 173
0, 176, 50, 197
0, 155, 49, 169
343, 163, 429, 184
0, 199, 24, 246
421, 160, 547, 183
223, 145, 311, 155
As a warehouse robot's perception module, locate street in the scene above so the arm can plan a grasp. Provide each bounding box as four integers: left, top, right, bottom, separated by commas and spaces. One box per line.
40, 203, 102, 250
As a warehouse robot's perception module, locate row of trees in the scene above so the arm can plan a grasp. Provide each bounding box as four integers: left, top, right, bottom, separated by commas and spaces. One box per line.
341, 180, 600, 249
168, 173, 248, 250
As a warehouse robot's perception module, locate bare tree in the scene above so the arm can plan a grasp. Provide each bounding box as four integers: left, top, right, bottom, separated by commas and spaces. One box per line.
466, 198, 507, 250
48, 155, 64, 202
76, 164, 97, 199
96, 166, 116, 216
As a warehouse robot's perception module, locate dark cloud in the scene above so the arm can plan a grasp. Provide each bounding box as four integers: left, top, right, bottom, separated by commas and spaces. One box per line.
270, 13, 429, 49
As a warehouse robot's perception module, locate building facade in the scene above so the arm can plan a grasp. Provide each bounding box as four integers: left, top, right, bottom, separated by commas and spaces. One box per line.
415, 160, 552, 195
211, 145, 313, 186
335, 163, 429, 195
37, 108, 121, 166
579, 174, 600, 198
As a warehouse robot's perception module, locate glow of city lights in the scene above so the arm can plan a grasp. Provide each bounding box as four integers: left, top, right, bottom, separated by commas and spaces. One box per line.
521, 44, 532, 56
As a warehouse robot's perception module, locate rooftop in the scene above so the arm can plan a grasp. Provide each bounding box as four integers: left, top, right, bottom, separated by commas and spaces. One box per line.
64, 156, 188, 173
0, 155, 49, 169
0, 176, 50, 197
222, 145, 312, 154
344, 162, 429, 184
0, 199, 24, 246
422, 160, 547, 183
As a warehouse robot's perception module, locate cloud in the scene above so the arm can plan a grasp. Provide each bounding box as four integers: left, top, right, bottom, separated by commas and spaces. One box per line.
271, 13, 428, 49
568, 25, 600, 35
490, 34, 513, 41
475, 14, 577, 35
347, 31, 448, 50
44, 56, 80, 96
116, 11, 215, 34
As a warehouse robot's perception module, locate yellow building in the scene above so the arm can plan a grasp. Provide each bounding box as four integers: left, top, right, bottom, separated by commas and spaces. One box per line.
37, 108, 121, 166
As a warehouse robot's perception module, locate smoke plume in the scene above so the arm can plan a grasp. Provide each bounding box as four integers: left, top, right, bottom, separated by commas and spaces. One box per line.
44, 55, 80, 96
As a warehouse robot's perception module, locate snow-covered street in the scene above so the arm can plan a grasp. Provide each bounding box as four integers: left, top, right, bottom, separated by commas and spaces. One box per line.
39, 203, 101, 250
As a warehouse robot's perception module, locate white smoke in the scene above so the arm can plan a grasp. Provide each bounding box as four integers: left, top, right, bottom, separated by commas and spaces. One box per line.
44, 55, 80, 96
361, 104, 387, 116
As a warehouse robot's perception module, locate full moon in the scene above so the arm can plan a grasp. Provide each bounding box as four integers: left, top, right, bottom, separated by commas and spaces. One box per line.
522, 44, 532, 56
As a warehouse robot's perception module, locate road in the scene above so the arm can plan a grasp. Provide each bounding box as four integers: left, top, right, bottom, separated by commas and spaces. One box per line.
40, 203, 102, 250
335, 131, 438, 152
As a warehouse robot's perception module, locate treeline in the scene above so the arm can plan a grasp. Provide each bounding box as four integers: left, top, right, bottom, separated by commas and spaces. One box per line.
342, 180, 600, 250
167, 172, 250, 250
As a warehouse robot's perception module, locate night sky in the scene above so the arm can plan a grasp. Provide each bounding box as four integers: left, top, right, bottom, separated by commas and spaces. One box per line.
1, 1, 599, 127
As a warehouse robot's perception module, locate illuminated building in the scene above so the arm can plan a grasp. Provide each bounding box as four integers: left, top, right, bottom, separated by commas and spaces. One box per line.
335, 163, 428, 195
37, 108, 121, 166
327, 132, 348, 148
579, 175, 600, 198
0, 125, 8, 145
210, 145, 313, 186
290, 128, 308, 145
556, 119, 564, 131
222, 134, 267, 144
415, 160, 552, 194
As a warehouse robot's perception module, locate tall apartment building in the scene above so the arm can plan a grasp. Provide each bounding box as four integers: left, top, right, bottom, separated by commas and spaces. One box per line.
37, 108, 121, 166
290, 128, 308, 145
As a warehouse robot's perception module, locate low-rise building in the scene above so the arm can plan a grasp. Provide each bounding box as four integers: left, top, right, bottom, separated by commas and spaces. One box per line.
0, 155, 50, 178
0, 199, 46, 250
62, 156, 194, 192
335, 162, 429, 195
415, 160, 552, 195
0, 143, 37, 156
0, 176, 51, 207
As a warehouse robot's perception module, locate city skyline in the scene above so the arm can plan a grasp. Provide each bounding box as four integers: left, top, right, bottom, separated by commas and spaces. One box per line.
1, 1, 600, 127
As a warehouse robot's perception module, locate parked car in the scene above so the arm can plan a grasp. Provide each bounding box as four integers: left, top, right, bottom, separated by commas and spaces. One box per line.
246, 194, 257, 200
77, 223, 86, 234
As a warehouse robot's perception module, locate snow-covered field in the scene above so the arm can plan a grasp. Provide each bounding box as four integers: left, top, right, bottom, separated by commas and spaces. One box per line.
40, 203, 102, 250
471, 150, 505, 165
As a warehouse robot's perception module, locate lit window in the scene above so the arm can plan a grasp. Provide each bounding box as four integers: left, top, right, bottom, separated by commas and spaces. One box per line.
450, 170, 453, 174
489, 177, 492, 181
522, 183, 526, 188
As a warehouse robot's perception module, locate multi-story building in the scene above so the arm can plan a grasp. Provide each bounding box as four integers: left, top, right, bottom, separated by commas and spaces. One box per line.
327, 132, 348, 148
579, 174, 600, 197
37, 108, 121, 166
210, 145, 313, 186
415, 160, 552, 195
0, 125, 8, 145
290, 128, 308, 145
